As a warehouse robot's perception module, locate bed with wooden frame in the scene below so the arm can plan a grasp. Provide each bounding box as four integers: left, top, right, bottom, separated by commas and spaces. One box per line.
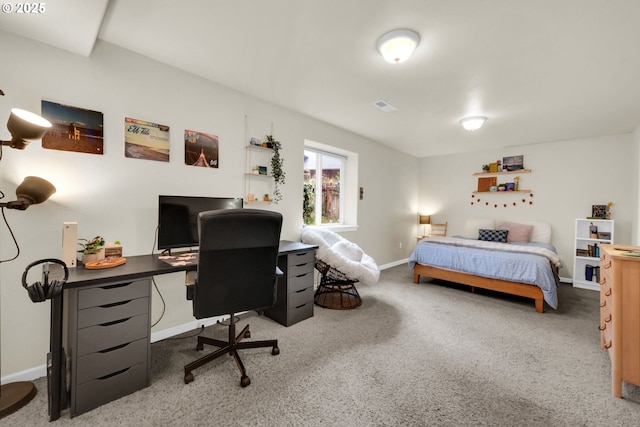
410, 220, 560, 313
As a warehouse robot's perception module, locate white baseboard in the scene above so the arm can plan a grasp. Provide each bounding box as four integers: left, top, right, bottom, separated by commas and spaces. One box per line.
379, 258, 408, 270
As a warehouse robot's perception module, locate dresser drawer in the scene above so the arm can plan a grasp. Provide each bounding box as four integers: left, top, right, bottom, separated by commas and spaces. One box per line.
288, 262, 314, 278
77, 297, 149, 329
288, 286, 314, 309
288, 250, 315, 267
77, 314, 149, 356
76, 338, 148, 385
78, 280, 149, 309
74, 361, 149, 416
286, 301, 313, 326
288, 271, 314, 293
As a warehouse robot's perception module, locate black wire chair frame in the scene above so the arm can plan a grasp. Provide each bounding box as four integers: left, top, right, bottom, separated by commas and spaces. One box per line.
313, 258, 362, 309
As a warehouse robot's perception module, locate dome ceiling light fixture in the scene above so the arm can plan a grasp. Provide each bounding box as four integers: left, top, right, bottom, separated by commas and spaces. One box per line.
460, 116, 487, 131
376, 29, 420, 64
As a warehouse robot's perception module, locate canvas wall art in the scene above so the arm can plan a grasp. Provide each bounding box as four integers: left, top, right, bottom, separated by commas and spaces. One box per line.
41, 100, 104, 155
184, 129, 219, 168
124, 117, 170, 162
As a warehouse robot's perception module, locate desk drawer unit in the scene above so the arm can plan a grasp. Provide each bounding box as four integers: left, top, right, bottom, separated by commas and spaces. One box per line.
265, 249, 315, 326
64, 279, 151, 417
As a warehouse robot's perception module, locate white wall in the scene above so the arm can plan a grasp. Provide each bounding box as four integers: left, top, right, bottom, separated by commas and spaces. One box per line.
0, 31, 418, 378
418, 134, 636, 279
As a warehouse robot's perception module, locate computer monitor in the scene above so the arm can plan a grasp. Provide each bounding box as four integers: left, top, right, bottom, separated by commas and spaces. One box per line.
157, 195, 243, 251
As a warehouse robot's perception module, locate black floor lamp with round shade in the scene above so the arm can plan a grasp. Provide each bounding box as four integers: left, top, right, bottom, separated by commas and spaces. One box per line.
0, 102, 57, 418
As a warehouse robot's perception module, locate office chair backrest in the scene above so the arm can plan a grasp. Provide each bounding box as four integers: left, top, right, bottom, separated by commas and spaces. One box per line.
194, 209, 283, 319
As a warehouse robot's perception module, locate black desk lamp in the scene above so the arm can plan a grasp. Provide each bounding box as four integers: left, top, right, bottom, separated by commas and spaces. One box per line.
0, 102, 56, 418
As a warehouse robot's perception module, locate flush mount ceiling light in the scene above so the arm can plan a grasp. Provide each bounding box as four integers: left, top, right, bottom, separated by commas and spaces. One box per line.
376, 29, 420, 64
460, 116, 487, 131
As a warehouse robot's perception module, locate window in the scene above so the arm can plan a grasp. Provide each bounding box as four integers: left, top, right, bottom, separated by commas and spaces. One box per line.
303, 141, 358, 230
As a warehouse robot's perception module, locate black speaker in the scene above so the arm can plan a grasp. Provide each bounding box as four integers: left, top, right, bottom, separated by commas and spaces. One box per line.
22, 258, 69, 303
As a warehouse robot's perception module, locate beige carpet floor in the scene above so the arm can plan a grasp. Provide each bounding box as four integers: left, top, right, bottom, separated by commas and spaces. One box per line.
3, 265, 640, 426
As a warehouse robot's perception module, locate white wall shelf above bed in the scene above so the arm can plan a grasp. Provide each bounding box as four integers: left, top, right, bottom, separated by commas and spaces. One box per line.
472, 189, 531, 194
472, 169, 532, 176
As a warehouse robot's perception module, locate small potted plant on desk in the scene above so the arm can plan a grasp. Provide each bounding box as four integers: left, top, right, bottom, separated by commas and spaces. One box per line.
78, 236, 105, 264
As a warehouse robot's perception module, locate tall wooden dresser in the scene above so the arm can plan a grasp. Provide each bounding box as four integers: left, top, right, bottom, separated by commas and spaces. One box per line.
599, 244, 640, 397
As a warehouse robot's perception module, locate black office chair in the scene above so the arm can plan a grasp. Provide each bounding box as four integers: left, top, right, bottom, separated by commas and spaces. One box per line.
184, 209, 283, 387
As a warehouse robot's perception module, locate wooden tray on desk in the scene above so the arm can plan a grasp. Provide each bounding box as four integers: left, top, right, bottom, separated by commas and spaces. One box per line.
84, 257, 127, 269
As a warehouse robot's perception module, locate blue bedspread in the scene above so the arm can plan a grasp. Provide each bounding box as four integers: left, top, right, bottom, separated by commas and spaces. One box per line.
408, 239, 558, 309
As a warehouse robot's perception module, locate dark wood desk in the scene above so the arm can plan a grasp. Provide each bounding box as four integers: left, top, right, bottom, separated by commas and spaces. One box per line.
49, 240, 316, 420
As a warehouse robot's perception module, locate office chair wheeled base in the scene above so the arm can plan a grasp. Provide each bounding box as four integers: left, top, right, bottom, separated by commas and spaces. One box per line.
184, 315, 279, 387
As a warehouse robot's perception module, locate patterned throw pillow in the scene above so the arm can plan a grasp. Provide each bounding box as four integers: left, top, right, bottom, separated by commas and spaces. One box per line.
478, 229, 509, 243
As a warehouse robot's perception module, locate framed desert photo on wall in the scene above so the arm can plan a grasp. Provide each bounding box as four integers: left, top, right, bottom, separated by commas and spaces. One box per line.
184, 129, 219, 167
41, 100, 104, 155
124, 117, 170, 161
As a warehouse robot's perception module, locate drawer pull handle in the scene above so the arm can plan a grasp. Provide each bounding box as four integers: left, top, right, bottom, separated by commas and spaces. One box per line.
600, 277, 606, 285
296, 273, 309, 278
605, 289, 612, 296
100, 317, 131, 327
600, 301, 606, 308
603, 261, 612, 269
295, 288, 307, 293
599, 324, 606, 331
605, 314, 612, 323
604, 341, 612, 349
99, 342, 131, 353
97, 367, 130, 380
100, 282, 134, 290
99, 300, 132, 309
295, 303, 307, 309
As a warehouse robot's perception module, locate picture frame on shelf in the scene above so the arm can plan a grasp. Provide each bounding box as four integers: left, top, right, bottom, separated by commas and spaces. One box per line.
477, 177, 497, 192
591, 205, 607, 218
502, 155, 524, 171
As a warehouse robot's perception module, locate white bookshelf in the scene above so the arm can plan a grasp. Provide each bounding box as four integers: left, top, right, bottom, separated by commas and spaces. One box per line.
573, 218, 614, 290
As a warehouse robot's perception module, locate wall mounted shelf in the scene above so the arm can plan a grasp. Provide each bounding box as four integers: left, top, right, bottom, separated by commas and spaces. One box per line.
473, 169, 532, 177
472, 189, 531, 194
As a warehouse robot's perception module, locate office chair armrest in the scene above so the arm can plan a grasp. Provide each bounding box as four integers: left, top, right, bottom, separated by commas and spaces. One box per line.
276, 266, 284, 277
186, 270, 197, 300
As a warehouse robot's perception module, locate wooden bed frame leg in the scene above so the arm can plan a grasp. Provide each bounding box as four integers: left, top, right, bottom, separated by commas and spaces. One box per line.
535, 299, 543, 313
413, 272, 420, 283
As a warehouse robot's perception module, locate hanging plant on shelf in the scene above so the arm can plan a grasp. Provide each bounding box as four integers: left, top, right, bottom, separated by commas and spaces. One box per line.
265, 135, 285, 203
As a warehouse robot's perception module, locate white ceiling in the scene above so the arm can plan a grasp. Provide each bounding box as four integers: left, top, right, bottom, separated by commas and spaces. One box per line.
2, 0, 640, 158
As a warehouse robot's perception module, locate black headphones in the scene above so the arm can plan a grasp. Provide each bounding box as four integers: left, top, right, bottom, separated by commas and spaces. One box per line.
22, 258, 69, 303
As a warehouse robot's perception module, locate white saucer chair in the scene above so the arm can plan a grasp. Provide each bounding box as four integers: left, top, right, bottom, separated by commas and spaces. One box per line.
300, 228, 380, 309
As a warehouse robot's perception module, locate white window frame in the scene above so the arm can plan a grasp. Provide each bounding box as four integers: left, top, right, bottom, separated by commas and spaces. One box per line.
304, 140, 358, 232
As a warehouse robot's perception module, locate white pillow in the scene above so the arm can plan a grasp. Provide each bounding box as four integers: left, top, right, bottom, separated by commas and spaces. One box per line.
463, 219, 496, 239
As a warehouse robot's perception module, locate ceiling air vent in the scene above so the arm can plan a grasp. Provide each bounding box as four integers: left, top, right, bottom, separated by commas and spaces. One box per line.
372, 100, 396, 112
